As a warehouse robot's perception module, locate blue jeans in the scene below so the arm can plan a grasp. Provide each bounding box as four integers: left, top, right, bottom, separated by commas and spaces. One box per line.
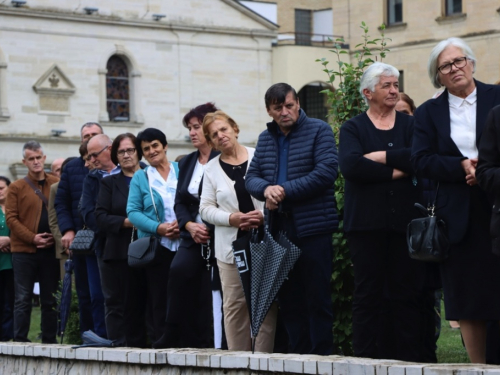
86, 253, 106, 338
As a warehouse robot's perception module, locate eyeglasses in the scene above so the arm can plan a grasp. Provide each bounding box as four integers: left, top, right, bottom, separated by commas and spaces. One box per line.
86, 145, 109, 161
117, 148, 136, 157
437, 56, 468, 75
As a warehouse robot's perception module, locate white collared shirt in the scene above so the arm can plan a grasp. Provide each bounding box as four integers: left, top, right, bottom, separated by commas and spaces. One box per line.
449, 88, 478, 159
147, 164, 180, 252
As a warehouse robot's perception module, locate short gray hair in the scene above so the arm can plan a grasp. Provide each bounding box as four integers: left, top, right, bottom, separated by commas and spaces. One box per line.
22, 140, 43, 158
428, 37, 476, 89
359, 62, 400, 105
80, 122, 103, 140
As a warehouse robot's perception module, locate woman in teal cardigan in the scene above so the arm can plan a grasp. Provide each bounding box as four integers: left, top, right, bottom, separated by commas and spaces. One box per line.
126, 128, 179, 346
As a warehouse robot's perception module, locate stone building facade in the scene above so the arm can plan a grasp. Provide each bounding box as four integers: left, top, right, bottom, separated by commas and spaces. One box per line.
0, 0, 277, 179
333, 0, 500, 106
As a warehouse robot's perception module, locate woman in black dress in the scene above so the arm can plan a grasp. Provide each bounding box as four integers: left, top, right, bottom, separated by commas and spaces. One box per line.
339, 62, 424, 361
153, 103, 220, 349
412, 37, 500, 363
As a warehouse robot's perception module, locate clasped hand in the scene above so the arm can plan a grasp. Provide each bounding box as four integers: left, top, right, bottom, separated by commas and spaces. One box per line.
229, 210, 263, 231
186, 222, 211, 244
33, 232, 54, 249
157, 220, 180, 239
461, 158, 478, 186
264, 185, 285, 210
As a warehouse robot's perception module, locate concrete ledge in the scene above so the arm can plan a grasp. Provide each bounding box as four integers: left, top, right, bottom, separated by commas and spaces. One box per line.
0, 343, 497, 374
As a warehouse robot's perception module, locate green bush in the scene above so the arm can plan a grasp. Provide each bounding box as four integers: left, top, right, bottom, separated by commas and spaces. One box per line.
317, 22, 390, 355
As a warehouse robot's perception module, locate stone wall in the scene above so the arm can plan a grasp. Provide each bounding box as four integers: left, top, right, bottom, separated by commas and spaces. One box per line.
1, 343, 500, 375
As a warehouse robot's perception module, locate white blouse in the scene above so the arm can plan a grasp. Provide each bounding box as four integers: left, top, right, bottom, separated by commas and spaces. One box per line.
449, 88, 478, 159
147, 164, 180, 252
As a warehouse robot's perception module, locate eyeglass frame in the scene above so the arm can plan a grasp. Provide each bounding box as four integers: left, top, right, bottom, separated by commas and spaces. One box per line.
116, 148, 136, 157
437, 56, 468, 75
86, 145, 109, 161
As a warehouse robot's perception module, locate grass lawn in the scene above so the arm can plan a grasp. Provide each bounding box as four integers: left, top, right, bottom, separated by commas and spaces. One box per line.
28, 306, 42, 343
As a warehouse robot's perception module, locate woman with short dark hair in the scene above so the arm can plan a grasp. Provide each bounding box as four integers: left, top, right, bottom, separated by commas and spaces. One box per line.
95, 133, 147, 347
127, 128, 180, 345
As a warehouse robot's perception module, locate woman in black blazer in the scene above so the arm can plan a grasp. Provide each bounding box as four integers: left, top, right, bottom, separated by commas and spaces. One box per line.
412, 37, 500, 364
95, 133, 146, 347
339, 62, 424, 361
153, 102, 220, 349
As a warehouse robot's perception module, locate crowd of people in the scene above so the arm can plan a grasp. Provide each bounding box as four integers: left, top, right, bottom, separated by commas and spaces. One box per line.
0, 36, 500, 365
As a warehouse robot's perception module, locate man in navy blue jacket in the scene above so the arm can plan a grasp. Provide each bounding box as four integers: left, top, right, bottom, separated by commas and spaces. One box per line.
246, 83, 338, 355
55, 122, 103, 337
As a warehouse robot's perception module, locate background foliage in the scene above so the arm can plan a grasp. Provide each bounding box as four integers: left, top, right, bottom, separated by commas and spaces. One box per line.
317, 22, 390, 355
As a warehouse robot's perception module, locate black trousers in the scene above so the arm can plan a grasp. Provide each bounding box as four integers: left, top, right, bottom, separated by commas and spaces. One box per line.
163, 238, 212, 348
0, 268, 14, 341
12, 250, 59, 343
97, 257, 148, 347
274, 214, 335, 355
146, 247, 175, 343
348, 230, 425, 361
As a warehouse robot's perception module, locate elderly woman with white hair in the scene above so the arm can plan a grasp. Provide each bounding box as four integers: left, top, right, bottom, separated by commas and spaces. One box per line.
339, 62, 424, 361
412, 38, 500, 363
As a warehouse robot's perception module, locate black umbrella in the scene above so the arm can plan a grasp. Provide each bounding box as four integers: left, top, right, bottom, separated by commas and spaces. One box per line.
58, 257, 73, 344
233, 225, 301, 353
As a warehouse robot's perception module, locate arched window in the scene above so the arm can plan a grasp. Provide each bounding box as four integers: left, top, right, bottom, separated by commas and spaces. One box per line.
106, 55, 129, 121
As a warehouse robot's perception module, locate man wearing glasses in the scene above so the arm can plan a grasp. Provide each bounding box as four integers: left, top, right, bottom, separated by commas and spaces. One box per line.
77, 134, 118, 339
55, 122, 107, 339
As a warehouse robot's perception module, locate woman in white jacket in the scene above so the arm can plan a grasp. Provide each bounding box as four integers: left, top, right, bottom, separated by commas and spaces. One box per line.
200, 111, 277, 352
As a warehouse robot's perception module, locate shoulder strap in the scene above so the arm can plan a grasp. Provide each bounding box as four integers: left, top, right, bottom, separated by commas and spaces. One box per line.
23, 176, 48, 208
144, 169, 161, 223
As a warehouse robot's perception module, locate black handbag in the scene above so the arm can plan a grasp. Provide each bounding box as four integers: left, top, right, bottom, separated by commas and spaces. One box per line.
128, 232, 163, 268
407, 183, 450, 262
127, 173, 164, 268
69, 227, 95, 255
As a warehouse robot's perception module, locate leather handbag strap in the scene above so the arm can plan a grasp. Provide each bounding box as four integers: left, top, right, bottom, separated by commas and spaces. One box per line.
23, 176, 48, 208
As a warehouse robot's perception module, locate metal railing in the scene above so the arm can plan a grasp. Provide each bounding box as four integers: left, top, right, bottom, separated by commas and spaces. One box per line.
276, 32, 345, 47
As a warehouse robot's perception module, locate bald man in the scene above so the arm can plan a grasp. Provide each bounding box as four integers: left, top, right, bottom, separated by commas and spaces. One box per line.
50, 158, 65, 178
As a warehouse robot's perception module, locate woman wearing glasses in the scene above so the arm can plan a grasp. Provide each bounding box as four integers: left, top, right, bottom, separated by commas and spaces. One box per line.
95, 133, 147, 347
412, 37, 500, 363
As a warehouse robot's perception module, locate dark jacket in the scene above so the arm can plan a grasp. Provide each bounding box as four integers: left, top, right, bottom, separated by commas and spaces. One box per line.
174, 150, 219, 242
477, 104, 500, 254
55, 156, 88, 235
245, 109, 338, 238
339, 111, 418, 233
80, 169, 106, 256
412, 80, 500, 244
95, 172, 133, 261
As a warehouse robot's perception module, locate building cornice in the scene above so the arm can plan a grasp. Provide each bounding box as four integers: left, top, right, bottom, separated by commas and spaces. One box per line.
0, 6, 277, 39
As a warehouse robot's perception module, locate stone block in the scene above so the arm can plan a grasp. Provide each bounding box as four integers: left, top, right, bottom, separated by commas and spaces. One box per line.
186, 353, 197, 366
269, 357, 285, 372
388, 365, 406, 375
303, 359, 318, 374
25, 345, 34, 357
220, 352, 250, 369
127, 351, 141, 364
210, 353, 222, 368
86, 348, 102, 361
197, 353, 211, 367
11, 345, 25, 356
318, 359, 334, 375
350, 362, 376, 375
102, 349, 130, 363
155, 351, 168, 364
285, 358, 304, 373
167, 351, 186, 366
424, 366, 455, 375
63, 347, 76, 360
75, 348, 89, 360
33, 345, 51, 358
405, 365, 426, 375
